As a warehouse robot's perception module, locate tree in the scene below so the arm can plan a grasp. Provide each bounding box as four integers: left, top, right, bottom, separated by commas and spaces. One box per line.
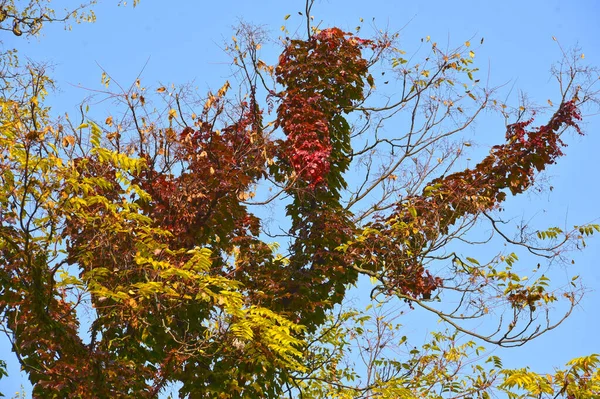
0, 0, 97, 37
1, 1, 599, 397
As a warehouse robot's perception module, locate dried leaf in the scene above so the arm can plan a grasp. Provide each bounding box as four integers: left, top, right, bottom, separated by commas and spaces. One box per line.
62, 135, 76, 147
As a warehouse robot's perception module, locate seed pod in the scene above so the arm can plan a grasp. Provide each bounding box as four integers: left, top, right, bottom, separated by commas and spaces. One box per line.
12, 20, 22, 36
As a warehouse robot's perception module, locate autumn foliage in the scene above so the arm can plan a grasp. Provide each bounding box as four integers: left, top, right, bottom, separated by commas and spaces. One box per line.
1, 5, 599, 398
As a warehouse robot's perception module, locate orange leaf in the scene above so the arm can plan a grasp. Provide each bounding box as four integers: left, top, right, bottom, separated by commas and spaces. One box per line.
62, 135, 76, 147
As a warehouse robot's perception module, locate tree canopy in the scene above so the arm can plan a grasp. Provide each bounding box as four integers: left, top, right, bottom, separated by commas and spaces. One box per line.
1, 1, 599, 398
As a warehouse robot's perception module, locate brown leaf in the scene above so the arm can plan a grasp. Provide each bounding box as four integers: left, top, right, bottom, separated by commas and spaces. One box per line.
62, 135, 76, 147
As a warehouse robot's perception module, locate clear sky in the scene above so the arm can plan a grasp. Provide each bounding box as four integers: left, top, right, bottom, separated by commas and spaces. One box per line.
2, 0, 600, 396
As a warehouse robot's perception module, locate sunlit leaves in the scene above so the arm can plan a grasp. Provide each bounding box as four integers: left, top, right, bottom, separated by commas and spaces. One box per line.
1, 4, 599, 397
499, 355, 600, 398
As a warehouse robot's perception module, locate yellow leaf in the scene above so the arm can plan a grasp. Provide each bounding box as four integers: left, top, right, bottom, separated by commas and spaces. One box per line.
205, 95, 217, 110
426, 35, 430, 42
209, 166, 215, 175
581, 53, 585, 59
168, 109, 177, 120
238, 192, 251, 201
465, 40, 471, 47
284, 14, 290, 20
101, 71, 110, 88
156, 86, 166, 93
217, 81, 230, 97
105, 116, 113, 126
469, 50, 475, 58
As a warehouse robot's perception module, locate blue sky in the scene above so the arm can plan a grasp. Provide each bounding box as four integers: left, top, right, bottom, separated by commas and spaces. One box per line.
2, 0, 600, 396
